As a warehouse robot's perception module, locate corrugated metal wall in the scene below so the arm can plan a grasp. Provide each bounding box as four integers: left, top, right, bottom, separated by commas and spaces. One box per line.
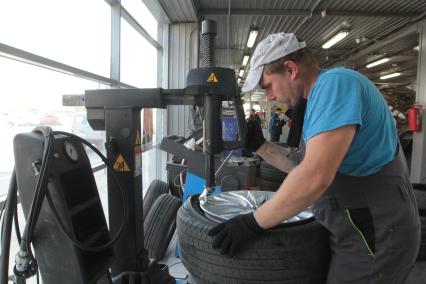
167, 23, 199, 137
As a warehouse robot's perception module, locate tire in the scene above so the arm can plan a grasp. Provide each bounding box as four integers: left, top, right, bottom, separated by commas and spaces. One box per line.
144, 194, 181, 260
143, 179, 170, 218
177, 195, 330, 284
258, 177, 282, 192
259, 161, 287, 183
413, 184, 426, 211
417, 212, 426, 261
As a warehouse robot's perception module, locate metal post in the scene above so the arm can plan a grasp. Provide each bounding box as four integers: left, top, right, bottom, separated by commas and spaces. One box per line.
110, 0, 121, 87
105, 108, 148, 275
411, 20, 426, 183
201, 19, 219, 191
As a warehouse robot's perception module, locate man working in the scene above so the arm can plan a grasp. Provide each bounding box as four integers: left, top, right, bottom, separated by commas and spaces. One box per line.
268, 107, 286, 142
208, 33, 420, 283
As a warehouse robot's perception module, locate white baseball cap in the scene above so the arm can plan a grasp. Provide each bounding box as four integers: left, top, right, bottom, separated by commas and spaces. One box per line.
241, 33, 306, 93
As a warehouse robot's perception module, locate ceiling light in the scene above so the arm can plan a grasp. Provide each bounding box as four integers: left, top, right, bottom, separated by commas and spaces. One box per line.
239, 69, 244, 77
247, 29, 259, 48
366, 58, 390, 68
380, 72, 401, 80
322, 30, 349, 49
242, 55, 250, 66
414, 45, 419, 51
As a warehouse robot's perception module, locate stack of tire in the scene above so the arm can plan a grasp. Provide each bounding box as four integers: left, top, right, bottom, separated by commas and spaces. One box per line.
413, 183, 426, 261
143, 179, 181, 260
258, 160, 287, 191
177, 195, 330, 284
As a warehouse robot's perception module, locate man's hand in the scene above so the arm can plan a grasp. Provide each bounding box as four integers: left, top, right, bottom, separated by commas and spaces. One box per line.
245, 120, 265, 153
207, 213, 265, 257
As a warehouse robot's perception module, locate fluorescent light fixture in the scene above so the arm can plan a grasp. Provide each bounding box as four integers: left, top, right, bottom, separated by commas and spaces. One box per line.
366, 58, 390, 68
322, 30, 349, 49
239, 69, 244, 77
380, 72, 401, 80
414, 45, 419, 51
247, 29, 259, 48
242, 55, 250, 66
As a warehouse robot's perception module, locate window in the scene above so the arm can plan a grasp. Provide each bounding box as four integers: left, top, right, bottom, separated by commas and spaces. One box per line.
0, 57, 108, 178
121, 19, 157, 88
0, 0, 111, 77
121, 0, 158, 40
0, 1, 164, 278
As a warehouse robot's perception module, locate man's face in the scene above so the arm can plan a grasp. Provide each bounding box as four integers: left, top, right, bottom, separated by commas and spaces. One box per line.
259, 64, 302, 108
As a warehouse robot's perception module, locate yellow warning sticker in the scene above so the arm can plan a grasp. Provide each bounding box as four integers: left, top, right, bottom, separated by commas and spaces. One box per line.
207, 73, 219, 83
113, 154, 130, 171
135, 130, 141, 145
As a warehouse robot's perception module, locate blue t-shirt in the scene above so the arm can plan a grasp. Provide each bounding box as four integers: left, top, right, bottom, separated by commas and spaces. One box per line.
302, 67, 397, 176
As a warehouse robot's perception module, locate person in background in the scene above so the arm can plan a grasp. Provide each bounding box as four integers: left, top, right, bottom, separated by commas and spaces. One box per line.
248, 109, 261, 126
268, 107, 286, 142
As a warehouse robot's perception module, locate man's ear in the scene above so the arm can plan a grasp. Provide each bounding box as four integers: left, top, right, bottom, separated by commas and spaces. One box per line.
284, 61, 299, 80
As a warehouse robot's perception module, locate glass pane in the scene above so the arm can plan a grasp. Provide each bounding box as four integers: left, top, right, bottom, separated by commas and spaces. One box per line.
143, 108, 154, 146
121, 0, 158, 40
121, 20, 158, 88
0, 57, 108, 200
0, 0, 110, 77
142, 148, 157, 191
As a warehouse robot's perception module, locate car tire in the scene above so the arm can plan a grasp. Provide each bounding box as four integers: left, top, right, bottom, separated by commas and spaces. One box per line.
143, 179, 170, 218
417, 212, 426, 261
258, 177, 282, 192
259, 160, 287, 183
413, 184, 426, 211
144, 194, 181, 260
177, 195, 330, 284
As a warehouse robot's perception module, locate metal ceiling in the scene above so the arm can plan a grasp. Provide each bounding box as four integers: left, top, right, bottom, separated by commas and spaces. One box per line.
158, 0, 426, 88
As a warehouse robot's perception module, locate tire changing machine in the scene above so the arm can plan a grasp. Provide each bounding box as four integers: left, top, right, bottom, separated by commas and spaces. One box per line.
7, 19, 247, 284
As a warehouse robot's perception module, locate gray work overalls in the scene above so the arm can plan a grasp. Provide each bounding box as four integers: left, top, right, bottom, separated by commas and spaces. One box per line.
313, 147, 421, 283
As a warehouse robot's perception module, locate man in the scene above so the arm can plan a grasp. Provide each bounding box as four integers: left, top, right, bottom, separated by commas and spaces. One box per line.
268, 107, 286, 141
248, 108, 261, 126
208, 33, 420, 283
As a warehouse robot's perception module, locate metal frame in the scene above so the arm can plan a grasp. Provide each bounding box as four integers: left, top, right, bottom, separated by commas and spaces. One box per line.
411, 20, 426, 183
200, 8, 420, 18
0, 43, 133, 88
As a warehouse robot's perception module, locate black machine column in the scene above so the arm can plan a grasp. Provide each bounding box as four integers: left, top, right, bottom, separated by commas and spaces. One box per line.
201, 19, 220, 191
104, 108, 148, 275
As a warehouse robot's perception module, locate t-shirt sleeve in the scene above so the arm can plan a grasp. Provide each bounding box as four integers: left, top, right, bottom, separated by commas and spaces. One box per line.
304, 73, 363, 142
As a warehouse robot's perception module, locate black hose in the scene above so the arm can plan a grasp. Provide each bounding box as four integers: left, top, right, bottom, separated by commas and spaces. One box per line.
0, 169, 18, 284
20, 127, 54, 256
14, 197, 21, 245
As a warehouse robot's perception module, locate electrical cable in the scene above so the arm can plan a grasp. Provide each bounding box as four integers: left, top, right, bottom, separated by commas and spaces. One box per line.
0, 198, 6, 243
0, 199, 6, 225
0, 169, 18, 284
13, 198, 21, 245
20, 126, 54, 263
179, 159, 187, 196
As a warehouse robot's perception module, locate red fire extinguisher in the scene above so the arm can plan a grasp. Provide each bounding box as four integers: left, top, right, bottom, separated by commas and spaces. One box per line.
408, 105, 422, 132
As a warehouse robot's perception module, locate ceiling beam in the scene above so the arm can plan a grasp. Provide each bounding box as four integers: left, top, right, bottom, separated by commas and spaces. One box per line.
329, 22, 419, 67
200, 9, 419, 18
